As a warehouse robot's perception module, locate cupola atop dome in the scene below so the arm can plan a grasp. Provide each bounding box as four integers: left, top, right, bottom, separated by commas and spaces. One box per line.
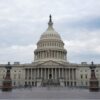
48, 14, 53, 27
40, 15, 61, 40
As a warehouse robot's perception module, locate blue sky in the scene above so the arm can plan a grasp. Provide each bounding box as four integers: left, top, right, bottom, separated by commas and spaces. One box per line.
0, 0, 100, 64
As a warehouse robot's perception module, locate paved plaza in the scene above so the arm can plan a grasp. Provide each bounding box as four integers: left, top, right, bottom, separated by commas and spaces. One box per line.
0, 87, 100, 100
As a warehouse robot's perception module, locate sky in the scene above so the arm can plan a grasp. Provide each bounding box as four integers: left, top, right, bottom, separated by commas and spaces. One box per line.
0, 0, 100, 64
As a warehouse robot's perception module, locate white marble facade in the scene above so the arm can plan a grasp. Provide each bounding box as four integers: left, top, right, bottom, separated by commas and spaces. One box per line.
0, 15, 100, 88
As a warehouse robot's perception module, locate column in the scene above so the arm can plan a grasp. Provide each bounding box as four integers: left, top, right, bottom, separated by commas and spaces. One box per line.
64, 68, 66, 79
72, 69, 74, 86
40, 52, 41, 59
56, 51, 57, 58
59, 68, 60, 78
35, 68, 38, 78
54, 68, 55, 79
67, 69, 69, 80
40, 51, 41, 59
41, 68, 42, 78
70, 69, 72, 80
61, 51, 62, 59
32, 69, 34, 80
59, 51, 60, 59
53, 51, 55, 58
38, 52, 39, 59
34, 68, 36, 80
65, 68, 67, 80
38, 68, 40, 78
62, 68, 63, 78
52, 68, 53, 79
27, 69, 28, 80
53, 51, 54, 58
50, 50, 51, 58
51, 50, 53, 58
56, 68, 57, 79
48, 68, 49, 79
45, 68, 46, 79
42, 51, 43, 59
25, 69, 27, 80
56, 68, 59, 79
31, 68, 33, 80
39, 52, 41, 59
63, 52, 65, 59
57, 51, 58, 59
46, 51, 47, 58
29, 68, 31, 80
69, 68, 70, 86
55, 68, 57, 79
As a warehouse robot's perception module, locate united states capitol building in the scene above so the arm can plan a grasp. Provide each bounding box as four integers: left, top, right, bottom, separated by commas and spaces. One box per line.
0, 15, 100, 88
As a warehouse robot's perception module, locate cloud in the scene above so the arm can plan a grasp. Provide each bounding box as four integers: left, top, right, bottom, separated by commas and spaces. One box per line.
0, 44, 36, 64
64, 33, 100, 63
0, 0, 100, 64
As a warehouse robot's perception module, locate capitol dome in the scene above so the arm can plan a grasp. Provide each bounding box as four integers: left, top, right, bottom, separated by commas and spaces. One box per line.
34, 15, 67, 62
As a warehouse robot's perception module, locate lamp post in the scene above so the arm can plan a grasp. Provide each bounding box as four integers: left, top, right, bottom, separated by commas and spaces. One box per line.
89, 61, 99, 91
2, 62, 12, 91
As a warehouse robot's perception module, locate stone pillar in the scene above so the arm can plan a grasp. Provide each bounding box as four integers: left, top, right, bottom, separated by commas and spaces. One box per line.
38, 68, 39, 78
50, 50, 51, 58
36, 68, 37, 78
72, 69, 74, 86
69, 68, 70, 86
59, 51, 60, 59
51, 50, 53, 58
32, 69, 33, 80
54, 68, 55, 79
46, 51, 47, 58
42, 51, 43, 59
62, 68, 63, 78
52, 68, 53, 79
48, 68, 49, 79
57, 51, 58, 59
41, 68, 42, 78
31, 69, 32, 80
40, 51, 41, 59
25, 69, 27, 80
71, 69, 73, 80
34, 68, 36, 80
67, 69, 69, 80
61, 51, 62, 59
40, 52, 41, 59
56, 51, 57, 58
39, 52, 40, 59
59, 68, 60, 78
65, 68, 67, 80
38, 52, 39, 59
45, 68, 47, 79
29, 69, 31, 80
27, 69, 29, 80
74, 69, 76, 80
55, 68, 56, 80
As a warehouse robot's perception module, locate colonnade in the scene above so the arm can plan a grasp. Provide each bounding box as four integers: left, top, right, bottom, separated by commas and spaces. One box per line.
34, 50, 66, 60
25, 67, 76, 86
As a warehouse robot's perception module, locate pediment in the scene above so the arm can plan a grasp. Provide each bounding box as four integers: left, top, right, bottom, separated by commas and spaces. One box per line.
39, 60, 61, 66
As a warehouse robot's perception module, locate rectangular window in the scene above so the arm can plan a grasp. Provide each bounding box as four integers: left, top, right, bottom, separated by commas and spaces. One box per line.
85, 74, 87, 79
81, 74, 83, 79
